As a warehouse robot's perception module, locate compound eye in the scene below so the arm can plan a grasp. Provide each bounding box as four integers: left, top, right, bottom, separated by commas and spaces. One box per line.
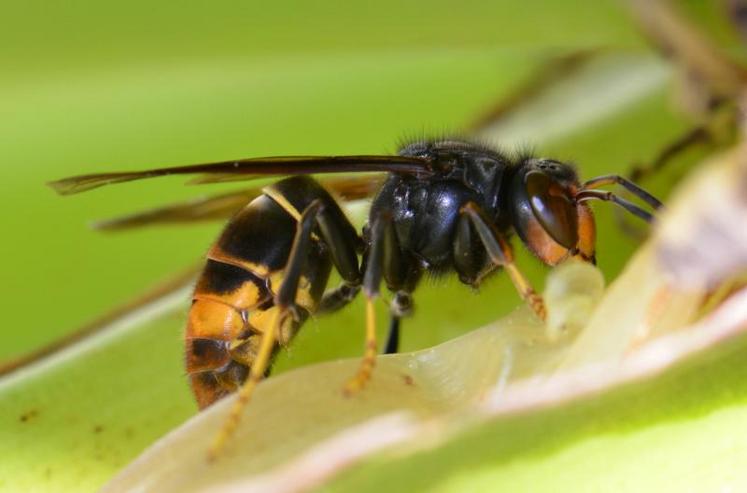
525, 171, 579, 249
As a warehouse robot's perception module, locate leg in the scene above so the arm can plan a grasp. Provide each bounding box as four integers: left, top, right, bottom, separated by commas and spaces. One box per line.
588, 174, 662, 237
207, 309, 284, 461
384, 290, 414, 354
576, 190, 656, 223
581, 175, 663, 211
460, 202, 547, 320
317, 282, 361, 314
454, 207, 488, 287
384, 316, 400, 354
208, 199, 361, 459
344, 212, 410, 394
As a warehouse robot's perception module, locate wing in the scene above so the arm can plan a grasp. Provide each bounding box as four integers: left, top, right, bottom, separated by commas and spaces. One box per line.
94, 189, 259, 231
49, 155, 430, 195
94, 174, 385, 231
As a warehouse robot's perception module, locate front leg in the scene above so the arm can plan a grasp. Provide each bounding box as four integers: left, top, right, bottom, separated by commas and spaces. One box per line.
459, 202, 547, 321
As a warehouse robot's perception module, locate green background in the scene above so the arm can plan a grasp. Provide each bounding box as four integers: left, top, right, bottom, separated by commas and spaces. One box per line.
0, 0, 655, 362
0, 1, 741, 491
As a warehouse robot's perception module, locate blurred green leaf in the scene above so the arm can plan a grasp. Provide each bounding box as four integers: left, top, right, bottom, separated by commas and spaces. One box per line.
0, 47, 540, 360
0, 48, 684, 492
2, 2, 731, 492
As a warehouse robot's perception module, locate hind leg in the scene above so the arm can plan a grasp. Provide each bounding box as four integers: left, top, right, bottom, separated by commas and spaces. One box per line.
208, 199, 362, 459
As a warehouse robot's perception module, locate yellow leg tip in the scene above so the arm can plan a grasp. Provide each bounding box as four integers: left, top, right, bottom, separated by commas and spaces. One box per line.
342, 374, 369, 397
205, 310, 281, 462
527, 290, 547, 321
341, 382, 359, 398
206, 447, 219, 464
342, 298, 378, 396
206, 413, 239, 462
342, 355, 376, 396
207, 427, 231, 463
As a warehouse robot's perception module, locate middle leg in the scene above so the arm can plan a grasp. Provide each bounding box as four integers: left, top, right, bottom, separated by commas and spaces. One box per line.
384, 289, 415, 354
344, 210, 417, 392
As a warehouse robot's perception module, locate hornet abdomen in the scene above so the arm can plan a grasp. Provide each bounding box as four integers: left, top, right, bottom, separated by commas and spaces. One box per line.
185, 177, 336, 408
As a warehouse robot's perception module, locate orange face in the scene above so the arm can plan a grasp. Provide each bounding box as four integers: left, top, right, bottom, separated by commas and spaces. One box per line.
510, 160, 597, 266
522, 202, 596, 265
